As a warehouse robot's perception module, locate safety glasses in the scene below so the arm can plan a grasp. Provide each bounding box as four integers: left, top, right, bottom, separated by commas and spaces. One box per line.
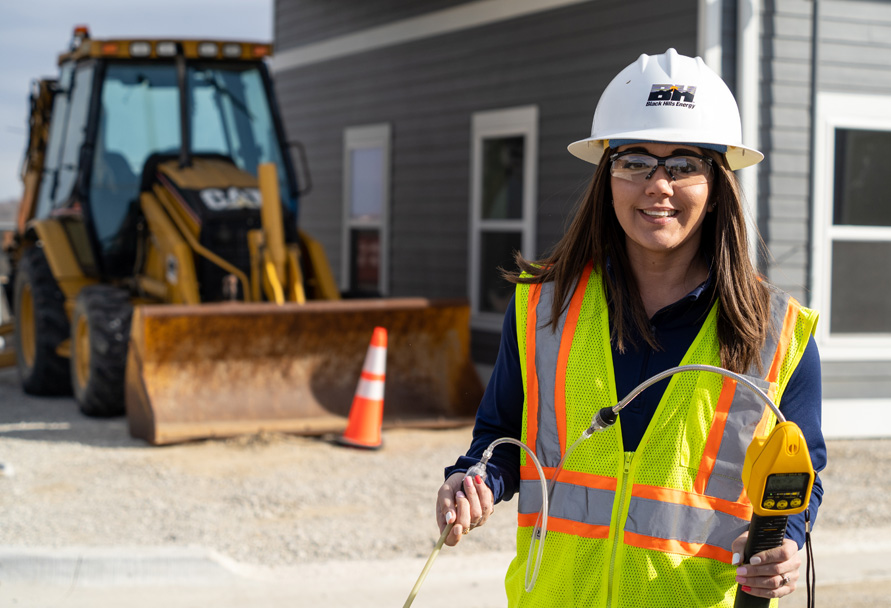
609, 151, 714, 184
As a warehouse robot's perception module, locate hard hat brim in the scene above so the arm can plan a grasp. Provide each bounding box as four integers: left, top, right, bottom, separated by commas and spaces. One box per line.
568, 136, 764, 171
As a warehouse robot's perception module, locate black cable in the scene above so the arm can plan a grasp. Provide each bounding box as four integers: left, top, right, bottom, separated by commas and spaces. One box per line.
805, 508, 815, 608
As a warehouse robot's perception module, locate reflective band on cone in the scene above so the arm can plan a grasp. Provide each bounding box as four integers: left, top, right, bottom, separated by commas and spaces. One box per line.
338, 327, 387, 449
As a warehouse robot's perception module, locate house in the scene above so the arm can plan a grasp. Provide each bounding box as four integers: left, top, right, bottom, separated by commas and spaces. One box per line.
271, 0, 891, 439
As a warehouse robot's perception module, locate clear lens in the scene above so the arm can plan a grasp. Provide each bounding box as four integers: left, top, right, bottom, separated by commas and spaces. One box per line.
129, 41, 151, 57
197, 42, 219, 58
222, 43, 242, 58
611, 154, 656, 179
610, 152, 712, 184
156, 41, 177, 56
666, 157, 704, 177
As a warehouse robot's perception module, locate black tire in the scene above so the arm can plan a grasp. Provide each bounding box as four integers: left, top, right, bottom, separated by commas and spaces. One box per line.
13, 246, 72, 395
70, 285, 133, 417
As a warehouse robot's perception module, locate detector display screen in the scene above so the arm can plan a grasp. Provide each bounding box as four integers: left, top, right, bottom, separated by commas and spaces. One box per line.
764, 473, 810, 493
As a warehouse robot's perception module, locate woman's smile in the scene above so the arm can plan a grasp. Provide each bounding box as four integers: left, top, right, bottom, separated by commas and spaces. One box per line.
639, 207, 679, 220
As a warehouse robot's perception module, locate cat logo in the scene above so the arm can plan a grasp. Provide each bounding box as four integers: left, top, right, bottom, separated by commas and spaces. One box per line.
200, 187, 263, 211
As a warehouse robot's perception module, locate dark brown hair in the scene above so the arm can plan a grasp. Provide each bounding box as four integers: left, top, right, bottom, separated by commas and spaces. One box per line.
505, 147, 770, 375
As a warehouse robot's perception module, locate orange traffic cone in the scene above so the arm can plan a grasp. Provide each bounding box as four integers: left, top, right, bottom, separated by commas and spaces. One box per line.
338, 327, 387, 449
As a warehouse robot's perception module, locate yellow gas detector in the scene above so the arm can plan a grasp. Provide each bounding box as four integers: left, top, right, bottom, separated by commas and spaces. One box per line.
734, 421, 815, 607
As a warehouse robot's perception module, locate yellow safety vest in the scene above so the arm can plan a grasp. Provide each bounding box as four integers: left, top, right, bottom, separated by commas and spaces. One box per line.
506, 263, 818, 608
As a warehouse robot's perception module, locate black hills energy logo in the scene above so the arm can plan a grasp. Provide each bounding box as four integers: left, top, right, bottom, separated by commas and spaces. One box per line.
646, 84, 697, 109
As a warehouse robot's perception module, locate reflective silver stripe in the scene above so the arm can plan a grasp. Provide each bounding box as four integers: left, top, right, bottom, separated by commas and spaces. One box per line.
703, 291, 790, 501
626, 496, 750, 551
532, 281, 571, 468
518, 479, 615, 527
704, 375, 772, 501
753, 290, 791, 376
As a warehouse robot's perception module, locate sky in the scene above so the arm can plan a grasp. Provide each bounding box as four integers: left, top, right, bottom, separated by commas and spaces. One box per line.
0, 0, 273, 204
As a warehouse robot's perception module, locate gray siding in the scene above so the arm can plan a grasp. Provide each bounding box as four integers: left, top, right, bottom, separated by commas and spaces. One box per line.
818, 0, 891, 95
758, 0, 814, 304
275, 0, 473, 52
275, 0, 698, 309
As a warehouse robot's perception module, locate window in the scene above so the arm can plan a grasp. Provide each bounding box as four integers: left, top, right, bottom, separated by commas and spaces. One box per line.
470, 106, 538, 329
342, 124, 390, 296
54, 64, 94, 212
91, 64, 179, 268
35, 63, 75, 219
189, 64, 293, 211
813, 93, 891, 358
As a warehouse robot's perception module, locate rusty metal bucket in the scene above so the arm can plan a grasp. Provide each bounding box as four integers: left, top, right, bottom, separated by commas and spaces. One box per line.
125, 298, 484, 445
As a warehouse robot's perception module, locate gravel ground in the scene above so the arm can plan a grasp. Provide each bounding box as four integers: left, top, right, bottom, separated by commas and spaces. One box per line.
0, 368, 517, 566
1, 365, 891, 574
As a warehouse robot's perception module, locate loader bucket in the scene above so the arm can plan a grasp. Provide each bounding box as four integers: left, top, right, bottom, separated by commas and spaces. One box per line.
125, 298, 484, 445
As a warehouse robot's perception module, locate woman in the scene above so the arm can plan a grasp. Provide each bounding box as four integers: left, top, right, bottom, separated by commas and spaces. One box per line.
436, 49, 825, 607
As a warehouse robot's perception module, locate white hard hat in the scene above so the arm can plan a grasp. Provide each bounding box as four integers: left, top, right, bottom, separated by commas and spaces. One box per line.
568, 48, 763, 170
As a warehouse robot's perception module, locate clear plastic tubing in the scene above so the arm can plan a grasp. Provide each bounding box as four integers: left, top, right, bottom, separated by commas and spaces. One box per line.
477, 437, 550, 592
609, 364, 785, 424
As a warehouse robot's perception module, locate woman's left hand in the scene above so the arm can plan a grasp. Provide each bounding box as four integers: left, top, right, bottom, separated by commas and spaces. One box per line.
731, 532, 801, 599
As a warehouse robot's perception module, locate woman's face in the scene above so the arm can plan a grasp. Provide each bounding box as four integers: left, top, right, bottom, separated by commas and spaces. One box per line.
609, 142, 714, 263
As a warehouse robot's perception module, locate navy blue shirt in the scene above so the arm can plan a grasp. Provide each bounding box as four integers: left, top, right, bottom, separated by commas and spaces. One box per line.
446, 277, 826, 548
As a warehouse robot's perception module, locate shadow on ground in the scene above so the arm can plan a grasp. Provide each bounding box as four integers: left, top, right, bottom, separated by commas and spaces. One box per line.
0, 368, 141, 448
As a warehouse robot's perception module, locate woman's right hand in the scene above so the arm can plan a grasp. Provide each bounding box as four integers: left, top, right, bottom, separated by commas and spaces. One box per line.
436, 471, 495, 547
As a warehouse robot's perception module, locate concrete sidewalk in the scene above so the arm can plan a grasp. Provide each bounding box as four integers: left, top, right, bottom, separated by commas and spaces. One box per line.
2, 528, 890, 608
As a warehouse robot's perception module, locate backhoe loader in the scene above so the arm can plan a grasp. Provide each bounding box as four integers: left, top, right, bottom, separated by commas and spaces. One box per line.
0, 27, 482, 444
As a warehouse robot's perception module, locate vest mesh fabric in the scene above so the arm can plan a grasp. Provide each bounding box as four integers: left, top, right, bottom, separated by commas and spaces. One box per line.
775, 309, 820, 403
563, 273, 619, 470
507, 533, 608, 606
618, 547, 736, 607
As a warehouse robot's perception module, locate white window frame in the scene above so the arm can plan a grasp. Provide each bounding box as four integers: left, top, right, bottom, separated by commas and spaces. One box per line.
469, 106, 538, 331
342, 123, 391, 295
812, 92, 891, 360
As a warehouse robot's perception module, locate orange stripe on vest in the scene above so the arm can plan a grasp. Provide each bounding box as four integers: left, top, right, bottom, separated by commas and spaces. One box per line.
694, 377, 737, 494
520, 464, 618, 492
623, 531, 734, 563
525, 283, 543, 460
518, 512, 611, 539
631, 484, 753, 520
